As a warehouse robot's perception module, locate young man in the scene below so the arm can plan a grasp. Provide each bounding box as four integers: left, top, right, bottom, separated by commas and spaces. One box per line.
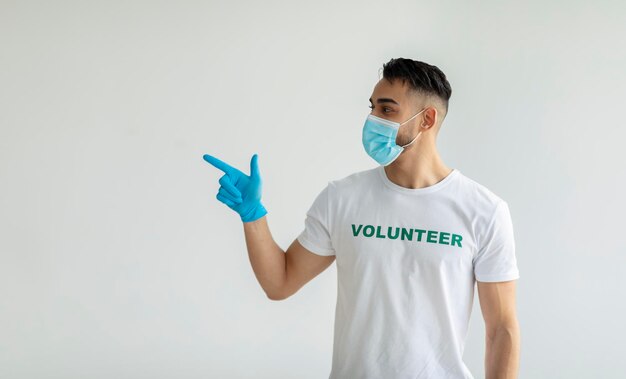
203, 58, 520, 379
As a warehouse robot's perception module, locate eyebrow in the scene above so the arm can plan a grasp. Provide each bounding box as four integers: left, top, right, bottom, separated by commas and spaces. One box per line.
369, 97, 399, 105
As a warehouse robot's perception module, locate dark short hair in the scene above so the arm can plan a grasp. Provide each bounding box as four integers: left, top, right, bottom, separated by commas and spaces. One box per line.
381, 58, 452, 116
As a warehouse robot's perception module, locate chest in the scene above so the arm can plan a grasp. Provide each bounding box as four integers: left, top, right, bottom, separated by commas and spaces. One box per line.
330, 200, 477, 272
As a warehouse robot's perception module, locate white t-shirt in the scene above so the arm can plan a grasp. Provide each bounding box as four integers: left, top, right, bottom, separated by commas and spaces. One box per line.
297, 165, 520, 379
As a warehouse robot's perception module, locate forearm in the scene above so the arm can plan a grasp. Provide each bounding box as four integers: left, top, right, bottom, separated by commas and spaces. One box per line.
242, 215, 286, 299
485, 321, 520, 379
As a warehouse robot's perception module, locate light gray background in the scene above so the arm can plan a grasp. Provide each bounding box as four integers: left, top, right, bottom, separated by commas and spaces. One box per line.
1, 1, 625, 378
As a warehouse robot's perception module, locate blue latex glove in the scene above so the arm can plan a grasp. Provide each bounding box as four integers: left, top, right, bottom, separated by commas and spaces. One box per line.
202, 153, 267, 223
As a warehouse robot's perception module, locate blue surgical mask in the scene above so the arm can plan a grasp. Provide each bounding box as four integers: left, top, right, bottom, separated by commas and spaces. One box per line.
362, 108, 427, 166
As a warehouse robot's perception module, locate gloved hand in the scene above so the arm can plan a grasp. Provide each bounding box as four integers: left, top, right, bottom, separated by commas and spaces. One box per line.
202, 153, 268, 223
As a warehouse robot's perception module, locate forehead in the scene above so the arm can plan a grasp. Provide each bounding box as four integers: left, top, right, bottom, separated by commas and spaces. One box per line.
369, 78, 413, 106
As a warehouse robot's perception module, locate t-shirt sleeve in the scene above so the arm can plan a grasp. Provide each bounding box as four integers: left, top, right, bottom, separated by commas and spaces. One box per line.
296, 183, 336, 256
473, 200, 520, 282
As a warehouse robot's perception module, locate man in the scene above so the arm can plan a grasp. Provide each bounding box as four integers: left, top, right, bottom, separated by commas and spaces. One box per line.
203, 57, 520, 379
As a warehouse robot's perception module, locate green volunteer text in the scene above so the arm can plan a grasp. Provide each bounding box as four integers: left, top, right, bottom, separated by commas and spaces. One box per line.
351, 223, 463, 248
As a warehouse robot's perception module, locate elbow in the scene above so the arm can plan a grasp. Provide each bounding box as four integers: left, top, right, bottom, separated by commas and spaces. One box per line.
267, 293, 287, 301
266, 289, 289, 301
487, 320, 520, 342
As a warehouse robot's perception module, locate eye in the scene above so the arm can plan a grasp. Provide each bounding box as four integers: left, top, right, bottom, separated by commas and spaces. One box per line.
368, 105, 393, 113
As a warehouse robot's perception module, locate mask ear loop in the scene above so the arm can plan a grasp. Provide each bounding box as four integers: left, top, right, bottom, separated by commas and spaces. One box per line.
399, 107, 427, 126
400, 130, 422, 148
399, 108, 427, 148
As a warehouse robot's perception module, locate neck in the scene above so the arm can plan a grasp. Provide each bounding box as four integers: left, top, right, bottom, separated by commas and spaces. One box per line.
383, 142, 452, 190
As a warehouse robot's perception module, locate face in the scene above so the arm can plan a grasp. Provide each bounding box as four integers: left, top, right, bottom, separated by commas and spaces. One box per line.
368, 78, 428, 147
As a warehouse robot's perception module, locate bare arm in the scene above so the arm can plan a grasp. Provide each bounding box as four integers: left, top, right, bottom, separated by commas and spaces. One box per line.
243, 215, 335, 300
477, 279, 521, 379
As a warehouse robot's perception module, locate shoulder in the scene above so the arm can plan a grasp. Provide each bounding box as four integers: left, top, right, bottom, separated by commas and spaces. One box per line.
453, 171, 513, 250
328, 166, 379, 191
454, 170, 507, 217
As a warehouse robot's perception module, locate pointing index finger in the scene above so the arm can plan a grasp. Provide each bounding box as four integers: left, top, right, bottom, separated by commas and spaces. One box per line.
203, 154, 235, 174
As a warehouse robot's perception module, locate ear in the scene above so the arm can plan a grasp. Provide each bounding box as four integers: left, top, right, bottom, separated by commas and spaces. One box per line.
422, 107, 438, 129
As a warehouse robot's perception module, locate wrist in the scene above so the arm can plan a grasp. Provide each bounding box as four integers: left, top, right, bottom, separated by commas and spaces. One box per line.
241, 202, 267, 223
